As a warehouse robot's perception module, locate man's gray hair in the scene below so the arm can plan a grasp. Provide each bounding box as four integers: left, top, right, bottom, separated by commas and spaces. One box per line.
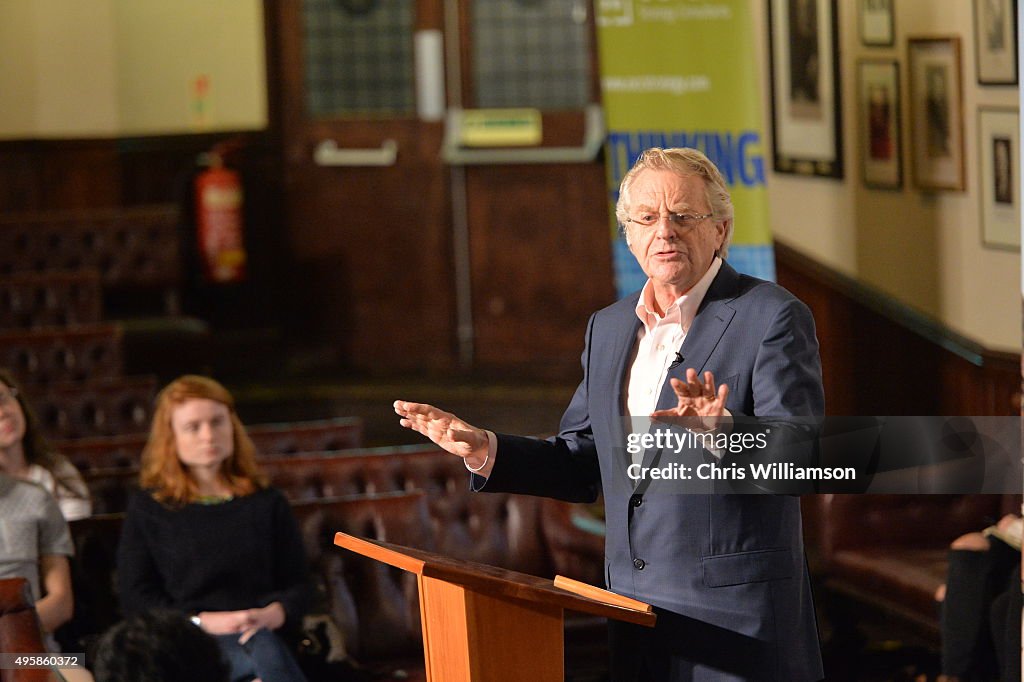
615, 147, 735, 258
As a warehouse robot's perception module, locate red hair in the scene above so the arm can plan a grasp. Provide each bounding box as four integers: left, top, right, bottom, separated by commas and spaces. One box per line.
141, 375, 266, 505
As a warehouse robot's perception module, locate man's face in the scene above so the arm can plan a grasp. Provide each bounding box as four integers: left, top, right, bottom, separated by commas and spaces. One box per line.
171, 398, 234, 475
625, 169, 726, 296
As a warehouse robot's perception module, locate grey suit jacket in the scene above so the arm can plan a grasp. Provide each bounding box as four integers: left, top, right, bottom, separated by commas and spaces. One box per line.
477, 261, 825, 681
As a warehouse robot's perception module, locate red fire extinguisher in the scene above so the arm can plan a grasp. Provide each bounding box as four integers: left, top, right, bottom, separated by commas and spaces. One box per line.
195, 148, 247, 283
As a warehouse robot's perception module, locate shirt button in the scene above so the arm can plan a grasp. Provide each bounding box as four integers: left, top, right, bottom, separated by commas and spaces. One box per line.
633, 558, 646, 570
646, 388, 653, 395
657, 344, 665, 351
630, 494, 643, 508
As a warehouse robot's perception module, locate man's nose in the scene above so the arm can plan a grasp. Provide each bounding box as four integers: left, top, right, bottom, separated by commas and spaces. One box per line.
653, 215, 677, 238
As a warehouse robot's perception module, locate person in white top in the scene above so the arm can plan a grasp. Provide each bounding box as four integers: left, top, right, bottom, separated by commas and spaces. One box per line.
0, 368, 91, 521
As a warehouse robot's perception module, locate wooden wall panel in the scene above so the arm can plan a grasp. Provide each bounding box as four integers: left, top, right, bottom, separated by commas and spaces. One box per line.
776, 241, 1020, 417
465, 162, 615, 375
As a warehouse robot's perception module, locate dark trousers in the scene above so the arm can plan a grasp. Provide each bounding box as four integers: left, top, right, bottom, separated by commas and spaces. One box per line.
608, 608, 783, 682
214, 628, 308, 682
940, 539, 1020, 681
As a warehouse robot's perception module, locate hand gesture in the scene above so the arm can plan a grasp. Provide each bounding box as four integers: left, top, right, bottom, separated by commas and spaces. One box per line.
650, 369, 730, 432
195, 602, 286, 644
393, 400, 489, 466
238, 602, 286, 644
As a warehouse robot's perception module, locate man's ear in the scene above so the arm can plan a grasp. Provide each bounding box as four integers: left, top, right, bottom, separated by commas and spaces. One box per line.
717, 218, 731, 250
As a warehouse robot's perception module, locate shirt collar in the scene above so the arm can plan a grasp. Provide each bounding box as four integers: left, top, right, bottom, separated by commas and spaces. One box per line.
634, 256, 723, 333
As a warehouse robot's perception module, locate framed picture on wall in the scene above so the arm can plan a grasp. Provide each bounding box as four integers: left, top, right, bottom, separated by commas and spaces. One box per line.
978, 107, 1020, 249
767, 0, 843, 178
973, 0, 1019, 84
860, 0, 895, 47
908, 37, 965, 191
858, 59, 901, 189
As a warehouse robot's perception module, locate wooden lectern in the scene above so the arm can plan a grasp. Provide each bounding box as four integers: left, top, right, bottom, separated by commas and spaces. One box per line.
334, 532, 656, 682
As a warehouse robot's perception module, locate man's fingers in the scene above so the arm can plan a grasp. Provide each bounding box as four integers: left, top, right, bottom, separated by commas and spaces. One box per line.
394, 400, 445, 418
717, 383, 729, 404
703, 371, 716, 397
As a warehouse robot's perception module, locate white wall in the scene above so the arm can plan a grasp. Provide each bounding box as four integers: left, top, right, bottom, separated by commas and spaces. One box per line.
758, 0, 1021, 353
0, 0, 266, 138
113, 0, 267, 135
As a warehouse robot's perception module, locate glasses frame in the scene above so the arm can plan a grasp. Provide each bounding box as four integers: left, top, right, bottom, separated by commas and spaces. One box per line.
625, 212, 715, 230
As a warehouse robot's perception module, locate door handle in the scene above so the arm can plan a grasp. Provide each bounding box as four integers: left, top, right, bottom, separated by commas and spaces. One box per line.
441, 105, 605, 165
314, 139, 398, 167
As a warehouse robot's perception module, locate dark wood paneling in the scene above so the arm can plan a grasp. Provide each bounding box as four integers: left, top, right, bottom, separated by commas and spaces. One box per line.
776, 241, 1020, 416
466, 162, 615, 373
0, 133, 288, 335
0, 140, 120, 210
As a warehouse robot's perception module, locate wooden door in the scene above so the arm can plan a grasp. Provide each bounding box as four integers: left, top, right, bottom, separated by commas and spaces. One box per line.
274, 0, 456, 371
271, 0, 613, 375
454, 0, 615, 374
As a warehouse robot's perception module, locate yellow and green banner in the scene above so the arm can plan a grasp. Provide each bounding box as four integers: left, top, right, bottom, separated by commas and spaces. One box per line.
596, 0, 773, 294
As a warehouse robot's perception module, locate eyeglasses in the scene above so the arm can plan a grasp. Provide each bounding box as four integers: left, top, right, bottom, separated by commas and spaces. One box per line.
0, 388, 18, 407
626, 212, 714, 230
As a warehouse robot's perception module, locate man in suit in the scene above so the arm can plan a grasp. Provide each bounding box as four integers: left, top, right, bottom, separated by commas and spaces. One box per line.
395, 147, 824, 681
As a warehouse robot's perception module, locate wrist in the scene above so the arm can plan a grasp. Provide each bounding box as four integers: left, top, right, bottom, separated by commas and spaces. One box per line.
464, 430, 496, 476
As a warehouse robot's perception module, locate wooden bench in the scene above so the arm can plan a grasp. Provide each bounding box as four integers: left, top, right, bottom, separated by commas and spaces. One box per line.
0, 271, 102, 329
810, 493, 1020, 643
60, 417, 366, 472
0, 205, 182, 314
0, 324, 123, 386
246, 417, 364, 455
31, 376, 157, 440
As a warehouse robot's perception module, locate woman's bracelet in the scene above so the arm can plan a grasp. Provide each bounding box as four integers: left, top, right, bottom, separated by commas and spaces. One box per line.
465, 453, 489, 473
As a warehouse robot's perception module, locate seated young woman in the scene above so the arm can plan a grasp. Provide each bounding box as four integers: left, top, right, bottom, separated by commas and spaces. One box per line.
116, 375, 311, 682
0, 368, 91, 521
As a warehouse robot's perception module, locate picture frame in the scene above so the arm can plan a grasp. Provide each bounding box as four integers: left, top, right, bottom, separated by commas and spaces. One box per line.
973, 0, 1019, 84
858, 59, 902, 189
767, 0, 843, 179
908, 37, 965, 191
860, 0, 895, 47
978, 107, 1020, 250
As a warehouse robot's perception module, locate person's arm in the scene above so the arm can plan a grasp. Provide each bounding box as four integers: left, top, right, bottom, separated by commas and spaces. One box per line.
395, 313, 602, 502
261, 490, 312, 626
53, 457, 93, 521
35, 554, 72, 632
116, 495, 175, 613
750, 296, 824, 417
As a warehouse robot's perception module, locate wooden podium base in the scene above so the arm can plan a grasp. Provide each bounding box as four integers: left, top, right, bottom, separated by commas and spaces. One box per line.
419, 575, 563, 682
334, 531, 654, 682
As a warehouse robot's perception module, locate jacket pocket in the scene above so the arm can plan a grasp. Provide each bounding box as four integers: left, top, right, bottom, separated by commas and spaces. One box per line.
701, 548, 792, 587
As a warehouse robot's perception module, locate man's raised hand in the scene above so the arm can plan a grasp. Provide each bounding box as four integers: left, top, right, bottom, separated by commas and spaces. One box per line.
650, 368, 730, 432
393, 400, 489, 464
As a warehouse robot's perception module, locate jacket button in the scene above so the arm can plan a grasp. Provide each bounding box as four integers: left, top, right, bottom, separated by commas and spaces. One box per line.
633, 558, 645, 570
630, 494, 642, 507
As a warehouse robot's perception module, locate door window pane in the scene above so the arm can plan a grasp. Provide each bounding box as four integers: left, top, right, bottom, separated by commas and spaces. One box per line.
303, 0, 415, 117
472, 0, 592, 109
